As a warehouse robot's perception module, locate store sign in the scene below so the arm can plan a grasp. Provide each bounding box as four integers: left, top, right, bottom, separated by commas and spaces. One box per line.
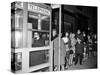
28, 4, 50, 16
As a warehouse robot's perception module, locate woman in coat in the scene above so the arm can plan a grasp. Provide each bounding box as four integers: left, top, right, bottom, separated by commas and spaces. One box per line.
69, 33, 76, 66
52, 29, 66, 71
53, 37, 66, 71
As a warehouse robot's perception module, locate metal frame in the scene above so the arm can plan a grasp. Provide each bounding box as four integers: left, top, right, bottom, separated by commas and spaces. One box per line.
51, 4, 62, 71
58, 5, 62, 71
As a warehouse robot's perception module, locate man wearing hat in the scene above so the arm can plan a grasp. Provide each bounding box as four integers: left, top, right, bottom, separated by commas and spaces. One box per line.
76, 29, 84, 42
32, 32, 45, 47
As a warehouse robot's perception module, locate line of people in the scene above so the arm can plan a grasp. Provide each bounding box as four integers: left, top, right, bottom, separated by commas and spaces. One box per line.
52, 29, 97, 71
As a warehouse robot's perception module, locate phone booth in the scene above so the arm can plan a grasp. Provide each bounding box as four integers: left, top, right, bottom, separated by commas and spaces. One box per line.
11, 2, 53, 73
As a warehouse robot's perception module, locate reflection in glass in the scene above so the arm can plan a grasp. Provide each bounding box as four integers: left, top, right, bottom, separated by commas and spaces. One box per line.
11, 52, 22, 71
41, 19, 50, 30
11, 9, 23, 29
28, 17, 38, 29
29, 50, 49, 67
11, 31, 23, 48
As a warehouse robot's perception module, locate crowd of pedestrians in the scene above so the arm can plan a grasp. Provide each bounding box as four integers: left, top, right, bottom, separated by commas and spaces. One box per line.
52, 29, 97, 71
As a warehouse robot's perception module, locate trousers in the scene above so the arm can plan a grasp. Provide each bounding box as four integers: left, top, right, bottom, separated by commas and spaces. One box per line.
75, 53, 83, 65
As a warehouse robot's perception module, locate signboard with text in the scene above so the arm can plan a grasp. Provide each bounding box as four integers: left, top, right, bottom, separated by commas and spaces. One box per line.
28, 3, 50, 16
15, 2, 50, 16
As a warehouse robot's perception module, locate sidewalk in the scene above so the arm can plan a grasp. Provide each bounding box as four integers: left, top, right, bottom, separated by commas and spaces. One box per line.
67, 54, 97, 70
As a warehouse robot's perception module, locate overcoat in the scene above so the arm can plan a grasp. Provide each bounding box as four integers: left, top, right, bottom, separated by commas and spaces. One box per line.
53, 37, 66, 65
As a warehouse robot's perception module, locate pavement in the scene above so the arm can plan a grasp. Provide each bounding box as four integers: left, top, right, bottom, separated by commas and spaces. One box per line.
67, 54, 97, 70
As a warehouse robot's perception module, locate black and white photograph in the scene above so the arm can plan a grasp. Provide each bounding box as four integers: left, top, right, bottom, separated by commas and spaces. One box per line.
11, 1, 97, 73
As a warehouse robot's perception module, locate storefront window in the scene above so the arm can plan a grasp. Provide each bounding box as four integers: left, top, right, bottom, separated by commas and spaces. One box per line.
41, 17, 50, 31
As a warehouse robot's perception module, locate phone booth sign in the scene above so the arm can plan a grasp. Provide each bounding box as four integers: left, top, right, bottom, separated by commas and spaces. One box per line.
28, 3, 50, 16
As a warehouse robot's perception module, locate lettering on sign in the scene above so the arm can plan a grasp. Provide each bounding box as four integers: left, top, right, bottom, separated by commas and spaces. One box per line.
28, 4, 50, 15
15, 2, 50, 15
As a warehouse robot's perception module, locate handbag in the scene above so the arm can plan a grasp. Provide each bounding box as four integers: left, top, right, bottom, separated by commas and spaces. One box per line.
73, 56, 75, 62
69, 50, 73, 54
